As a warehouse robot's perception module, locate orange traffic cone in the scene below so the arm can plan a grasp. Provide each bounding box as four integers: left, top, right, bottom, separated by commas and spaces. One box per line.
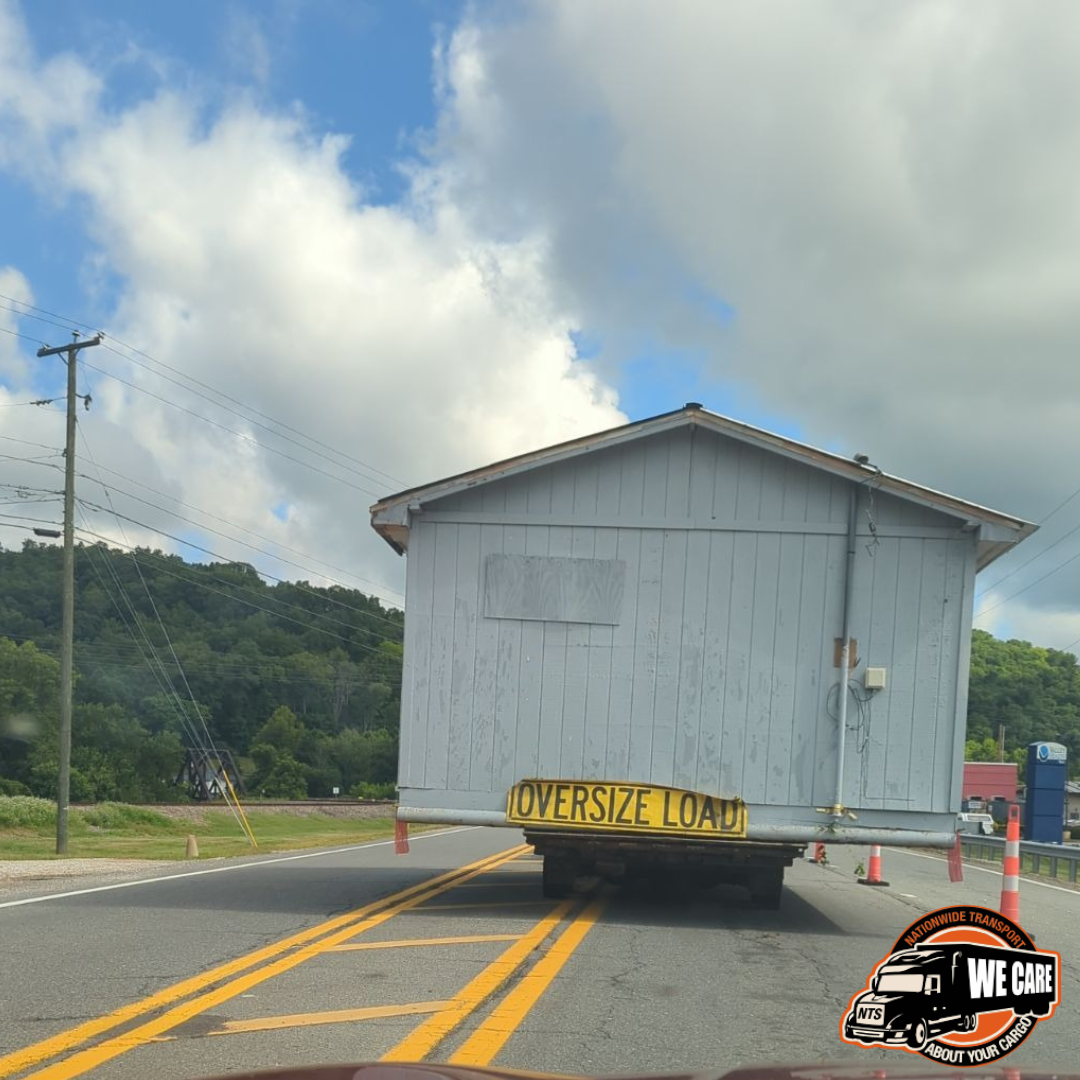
858, 844, 889, 887
1000, 804, 1020, 923
394, 817, 410, 855
812, 842, 827, 864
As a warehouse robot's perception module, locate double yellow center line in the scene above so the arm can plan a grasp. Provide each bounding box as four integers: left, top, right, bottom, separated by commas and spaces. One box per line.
1, 844, 528, 1080
381, 892, 606, 1065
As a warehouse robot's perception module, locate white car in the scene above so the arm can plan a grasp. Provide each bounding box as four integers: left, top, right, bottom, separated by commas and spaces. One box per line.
957, 812, 995, 836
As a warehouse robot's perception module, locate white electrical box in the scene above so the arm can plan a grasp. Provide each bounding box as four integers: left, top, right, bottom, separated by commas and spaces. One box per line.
864, 667, 887, 691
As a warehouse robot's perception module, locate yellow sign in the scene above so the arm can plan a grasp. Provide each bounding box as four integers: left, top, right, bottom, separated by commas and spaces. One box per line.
506, 779, 746, 839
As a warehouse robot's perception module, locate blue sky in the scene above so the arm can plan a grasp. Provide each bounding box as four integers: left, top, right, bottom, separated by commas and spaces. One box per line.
5, 1, 1074, 647
8, 1, 459, 324
1, 0, 753, 431
19, 1, 455, 200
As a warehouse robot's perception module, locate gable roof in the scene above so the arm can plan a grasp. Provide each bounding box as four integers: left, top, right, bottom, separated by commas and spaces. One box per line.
370, 404, 1036, 568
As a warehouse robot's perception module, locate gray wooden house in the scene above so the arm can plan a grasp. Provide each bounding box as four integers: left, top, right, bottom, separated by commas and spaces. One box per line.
371, 405, 1034, 845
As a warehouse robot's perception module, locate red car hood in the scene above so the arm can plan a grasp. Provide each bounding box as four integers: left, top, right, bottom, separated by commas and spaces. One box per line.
199, 1062, 1073, 1080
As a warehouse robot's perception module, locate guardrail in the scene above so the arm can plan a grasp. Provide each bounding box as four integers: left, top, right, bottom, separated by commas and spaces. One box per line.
959, 833, 1080, 884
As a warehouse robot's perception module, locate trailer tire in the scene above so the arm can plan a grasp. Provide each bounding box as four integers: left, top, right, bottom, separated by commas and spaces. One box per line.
542, 855, 575, 899
907, 1020, 928, 1050
748, 867, 784, 910
960, 1014, 977, 1032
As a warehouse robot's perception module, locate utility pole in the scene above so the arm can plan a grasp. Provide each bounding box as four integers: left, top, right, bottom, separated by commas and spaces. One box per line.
36, 332, 101, 854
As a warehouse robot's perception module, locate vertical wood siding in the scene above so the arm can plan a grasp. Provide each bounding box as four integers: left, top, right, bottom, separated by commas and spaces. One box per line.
399, 427, 976, 812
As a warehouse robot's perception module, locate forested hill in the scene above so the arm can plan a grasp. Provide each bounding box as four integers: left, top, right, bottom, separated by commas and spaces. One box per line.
4, 540, 1080, 802
0, 541, 404, 801
966, 629, 1080, 772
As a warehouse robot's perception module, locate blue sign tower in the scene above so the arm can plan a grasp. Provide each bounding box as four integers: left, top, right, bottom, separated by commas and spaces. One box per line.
1024, 741, 1067, 843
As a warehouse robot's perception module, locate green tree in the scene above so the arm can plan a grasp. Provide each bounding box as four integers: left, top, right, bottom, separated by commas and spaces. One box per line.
0, 638, 60, 789
964, 736, 1002, 762
249, 745, 308, 798
252, 706, 305, 754
24, 702, 185, 802
966, 629, 1080, 776
325, 728, 399, 789
0, 540, 407, 800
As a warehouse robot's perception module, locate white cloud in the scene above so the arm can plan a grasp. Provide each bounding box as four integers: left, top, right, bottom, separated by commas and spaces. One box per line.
0, 267, 34, 383
977, 599, 1080, 654
426, 0, 1080, 649
0, 0, 623, 601
5, 0, 1080, 653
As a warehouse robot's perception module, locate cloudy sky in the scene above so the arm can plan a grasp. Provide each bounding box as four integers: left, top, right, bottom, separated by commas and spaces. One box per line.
1, 0, 1079, 649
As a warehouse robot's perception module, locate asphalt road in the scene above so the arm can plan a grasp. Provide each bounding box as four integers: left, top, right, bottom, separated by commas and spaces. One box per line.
0, 828, 1075, 1080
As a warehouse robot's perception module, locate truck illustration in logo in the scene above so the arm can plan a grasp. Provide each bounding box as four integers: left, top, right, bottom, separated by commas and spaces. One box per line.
844, 941, 1055, 1050
841, 905, 1059, 1065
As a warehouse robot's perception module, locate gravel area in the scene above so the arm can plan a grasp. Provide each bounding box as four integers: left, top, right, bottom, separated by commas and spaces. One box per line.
0, 856, 197, 904
0, 858, 181, 881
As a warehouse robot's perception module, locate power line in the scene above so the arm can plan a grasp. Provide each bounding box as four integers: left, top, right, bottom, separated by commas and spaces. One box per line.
0, 433, 63, 453
75, 461, 404, 605
975, 472, 1080, 599
0, 481, 61, 492
0, 454, 63, 473
102, 343, 405, 486
0, 521, 56, 535
9, 300, 391, 499
0, 302, 78, 337
0, 293, 406, 487
2, 453, 405, 612
2, 295, 407, 600
75, 523, 401, 657
77, 536, 398, 643
0, 325, 48, 347
1, 452, 406, 610
0, 511, 60, 525
0, 293, 95, 335
95, 339, 401, 490
75, 434, 256, 843
0, 495, 61, 507
976, 517, 1080, 599
80, 360, 388, 499
73, 656, 401, 691
77, 523, 205, 742
73, 647, 401, 684
76, 496, 406, 613
77, 522, 259, 839
974, 546, 1080, 620
1033, 484, 1080, 530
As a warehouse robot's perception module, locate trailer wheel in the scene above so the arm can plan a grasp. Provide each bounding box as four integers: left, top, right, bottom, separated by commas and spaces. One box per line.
542, 855, 575, 899
748, 867, 784, 910
960, 1014, 977, 1032
907, 1020, 928, 1050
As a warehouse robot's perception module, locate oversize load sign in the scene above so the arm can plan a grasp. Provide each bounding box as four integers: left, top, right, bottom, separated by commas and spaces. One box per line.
506, 779, 747, 839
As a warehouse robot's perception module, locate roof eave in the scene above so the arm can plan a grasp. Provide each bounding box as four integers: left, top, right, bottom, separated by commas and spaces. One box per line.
368, 405, 1036, 558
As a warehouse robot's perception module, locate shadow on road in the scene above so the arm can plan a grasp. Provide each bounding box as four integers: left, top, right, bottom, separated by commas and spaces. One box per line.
593, 879, 852, 935
46, 853, 869, 939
